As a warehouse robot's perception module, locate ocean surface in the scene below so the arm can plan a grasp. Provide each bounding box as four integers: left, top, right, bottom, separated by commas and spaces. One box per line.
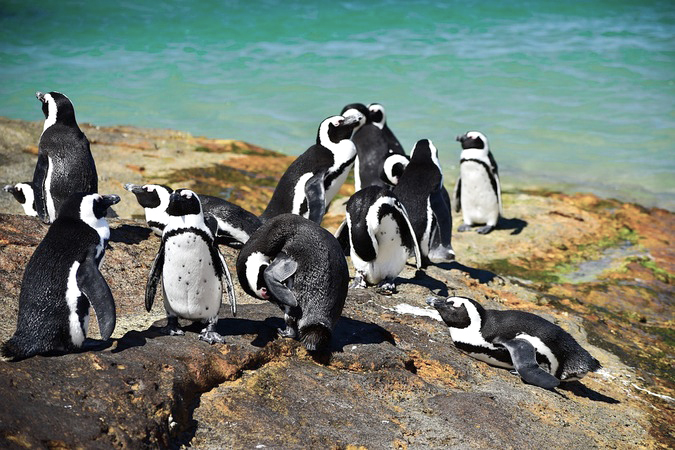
1, 0, 673, 210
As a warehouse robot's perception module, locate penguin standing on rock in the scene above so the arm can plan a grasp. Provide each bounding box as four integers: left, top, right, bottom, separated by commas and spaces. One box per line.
392, 139, 454, 266
124, 183, 261, 248
237, 214, 349, 352
454, 131, 502, 234
3, 182, 38, 217
145, 189, 237, 343
260, 114, 364, 224
32, 92, 98, 223
426, 296, 601, 389
335, 186, 421, 294
1, 193, 120, 360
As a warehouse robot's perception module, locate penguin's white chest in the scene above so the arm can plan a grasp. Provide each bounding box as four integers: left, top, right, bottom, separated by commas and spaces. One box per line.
353, 215, 409, 284
460, 163, 499, 225
162, 233, 221, 320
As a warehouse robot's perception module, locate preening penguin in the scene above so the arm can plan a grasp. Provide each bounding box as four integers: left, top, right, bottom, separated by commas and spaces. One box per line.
392, 139, 454, 266
32, 91, 98, 223
426, 296, 601, 389
237, 214, 349, 352
260, 113, 364, 224
335, 186, 421, 294
367, 103, 405, 156
453, 131, 502, 234
1, 193, 120, 360
124, 183, 261, 248
145, 189, 237, 343
3, 182, 38, 217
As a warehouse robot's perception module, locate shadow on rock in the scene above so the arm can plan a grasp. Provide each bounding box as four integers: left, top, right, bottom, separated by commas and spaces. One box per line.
497, 217, 528, 235
559, 381, 620, 404
436, 261, 500, 284
110, 224, 152, 245
397, 270, 450, 296
331, 316, 396, 352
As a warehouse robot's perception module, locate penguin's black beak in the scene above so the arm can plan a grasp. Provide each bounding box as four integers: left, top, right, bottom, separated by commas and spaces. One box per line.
100, 194, 121, 208
123, 183, 145, 194
456, 134, 466, 143
342, 112, 364, 127
36, 91, 46, 103
426, 296, 443, 308
3, 185, 15, 194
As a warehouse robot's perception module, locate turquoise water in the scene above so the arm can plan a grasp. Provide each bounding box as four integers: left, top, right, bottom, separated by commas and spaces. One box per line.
1, 0, 674, 210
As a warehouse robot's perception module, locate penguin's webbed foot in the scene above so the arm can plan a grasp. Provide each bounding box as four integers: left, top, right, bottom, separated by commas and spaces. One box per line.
428, 245, 456, 262
199, 330, 226, 344
476, 225, 495, 234
376, 279, 397, 295
458, 224, 472, 232
159, 317, 184, 336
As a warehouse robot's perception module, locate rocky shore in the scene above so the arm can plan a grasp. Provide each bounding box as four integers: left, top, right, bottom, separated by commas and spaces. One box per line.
0, 117, 672, 448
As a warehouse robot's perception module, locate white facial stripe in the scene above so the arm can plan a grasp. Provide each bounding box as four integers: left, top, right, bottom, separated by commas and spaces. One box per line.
515, 333, 559, 375
466, 131, 489, 149
42, 93, 57, 133
382, 154, 408, 185
427, 140, 444, 185
245, 251, 269, 296
215, 217, 250, 244
144, 185, 172, 228
368, 104, 385, 129
16, 183, 37, 216
45, 156, 56, 222
293, 172, 314, 218
66, 262, 86, 347
79, 194, 110, 260
446, 297, 497, 350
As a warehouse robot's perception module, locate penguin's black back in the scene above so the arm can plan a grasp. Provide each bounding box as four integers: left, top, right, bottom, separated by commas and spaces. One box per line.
200, 194, 262, 236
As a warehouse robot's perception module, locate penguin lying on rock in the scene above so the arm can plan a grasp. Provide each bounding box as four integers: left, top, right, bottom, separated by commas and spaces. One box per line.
124, 183, 261, 248
145, 189, 237, 344
427, 296, 601, 389
1, 192, 120, 360
237, 213, 349, 352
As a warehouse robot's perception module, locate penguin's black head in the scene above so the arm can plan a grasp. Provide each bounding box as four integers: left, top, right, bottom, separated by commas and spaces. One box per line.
381, 153, 409, 186
167, 189, 202, 217
317, 113, 365, 146
4, 183, 25, 203
340, 103, 370, 124
367, 103, 385, 128
427, 296, 483, 329
456, 131, 488, 150
409, 138, 440, 164
56, 192, 120, 222
36, 91, 77, 126
124, 183, 172, 209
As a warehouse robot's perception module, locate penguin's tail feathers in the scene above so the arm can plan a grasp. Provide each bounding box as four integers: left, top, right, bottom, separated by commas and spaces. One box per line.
300, 323, 332, 352
0, 337, 35, 361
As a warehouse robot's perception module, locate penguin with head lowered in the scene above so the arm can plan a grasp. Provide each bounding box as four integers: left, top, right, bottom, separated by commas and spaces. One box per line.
454, 131, 502, 234
367, 102, 405, 156
146, 189, 237, 343
237, 213, 349, 352
124, 183, 261, 248
1, 192, 120, 360
427, 296, 601, 389
3, 182, 38, 217
335, 186, 421, 294
32, 91, 98, 223
392, 139, 455, 266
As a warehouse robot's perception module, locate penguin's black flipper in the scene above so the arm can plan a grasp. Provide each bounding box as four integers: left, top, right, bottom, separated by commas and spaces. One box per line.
145, 241, 165, 312
77, 250, 116, 340
495, 337, 560, 389
264, 253, 298, 308
334, 220, 350, 255
392, 199, 422, 269
452, 178, 462, 213
304, 171, 326, 224
204, 213, 219, 237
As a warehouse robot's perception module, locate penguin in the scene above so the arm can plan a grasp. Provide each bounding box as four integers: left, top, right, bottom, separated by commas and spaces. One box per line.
237, 213, 349, 351
367, 103, 405, 156
335, 186, 421, 294
1, 192, 120, 360
124, 183, 261, 248
453, 131, 502, 234
392, 139, 454, 266
145, 189, 237, 343
380, 153, 409, 187
32, 91, 98, 223
426, 296, 602, 389
3, 182, 38, 217
260, 113, 364, 224
340, 103, 393, 192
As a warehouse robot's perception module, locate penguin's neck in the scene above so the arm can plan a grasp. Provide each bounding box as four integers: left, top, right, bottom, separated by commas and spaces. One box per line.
166, 214, 208, 234
326, 139, 357, 174
448, 305, 495, 349
460, 148, 490, 164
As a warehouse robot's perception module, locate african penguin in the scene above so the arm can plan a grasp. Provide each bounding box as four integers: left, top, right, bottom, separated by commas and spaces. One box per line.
32, 91, 98, 223
367, 103, 405, 156
1, 193, 120, 360
392, 139, 454, 266
260, 113, 363, 224
4, 182, 38, 217
335, 186, 421, 294
124, 183, 261, 248
341, 103, 392, 192
453, 131, 502, 234
237, 213, 349, 352
426, 296, 601, 389
145, 189, 237, 343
